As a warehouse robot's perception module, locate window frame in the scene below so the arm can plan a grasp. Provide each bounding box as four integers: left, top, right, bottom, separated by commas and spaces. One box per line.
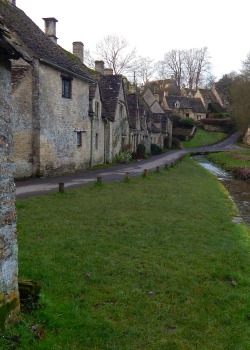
61, 75, 73, 99
76, 131, 82, 147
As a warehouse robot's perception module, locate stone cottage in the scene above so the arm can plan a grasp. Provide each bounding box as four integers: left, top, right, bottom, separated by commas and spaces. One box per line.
164, 96, 206, 121
0, 0, 100, 178
99, 75, 129, 162
0, 9, 32, 328
142, 88, 173, 149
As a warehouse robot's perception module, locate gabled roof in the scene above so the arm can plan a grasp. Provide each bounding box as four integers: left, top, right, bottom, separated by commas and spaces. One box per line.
197, 88, 218, 104
0, 13, 32, 62
126, 93, 138, 129
0, 1, 93, 82
165, 96, 206, 113
99, 75, 124, 121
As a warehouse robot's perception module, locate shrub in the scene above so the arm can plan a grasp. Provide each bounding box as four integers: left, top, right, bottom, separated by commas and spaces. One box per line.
180, 118, 195, 127
201, 118, 233, 126
136, 143, 146, 155
232, 166, 250, 181
164, 136, 171, 148
131, 143, 146, 160
114, 150, 132, 164
171, 137, 181, 149
151, 143, 163, 155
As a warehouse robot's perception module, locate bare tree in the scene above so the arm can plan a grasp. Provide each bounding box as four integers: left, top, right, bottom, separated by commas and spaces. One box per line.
84, 49, 95, 69
96, 34, 136, 75
241, 52, 250, 79
193, 47, 211, 89
183, 49, 198, 89
132, 56, 156, 85
156, 47, 211, 90
158, 49, 184, 88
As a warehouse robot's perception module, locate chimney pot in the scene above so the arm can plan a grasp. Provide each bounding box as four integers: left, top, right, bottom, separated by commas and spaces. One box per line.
73, 42, 84, 64
95, 60, 104, 74
104, 68, 113, 75
43, 17, 58, 44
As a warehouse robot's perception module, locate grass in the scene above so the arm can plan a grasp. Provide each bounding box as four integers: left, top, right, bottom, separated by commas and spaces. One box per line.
181, 129, 228, 148
206, 149, 250, 170
2, 158, 250, 349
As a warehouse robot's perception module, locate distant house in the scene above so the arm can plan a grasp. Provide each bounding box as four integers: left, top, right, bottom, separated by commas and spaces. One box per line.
0, 0, 97, 178
143, 88, 173, 148
194, 88, 224, 113
0, 5, 32, 327
164, 96, 206, 121
98, 72, 129, 162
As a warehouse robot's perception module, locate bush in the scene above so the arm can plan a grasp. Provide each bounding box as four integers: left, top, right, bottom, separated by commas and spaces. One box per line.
201, 118, 232, 126
137, 143, 146, 153
151, 143, 163, 155
131, 143, 146, 160
171, 137, 181, 149
114, 150, 132, 164
164, 136, 171, 148
232, 166, 250, 181
180, 118, 195, 127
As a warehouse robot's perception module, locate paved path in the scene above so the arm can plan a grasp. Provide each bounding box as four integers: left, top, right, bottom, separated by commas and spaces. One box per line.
16, 131, 242, 199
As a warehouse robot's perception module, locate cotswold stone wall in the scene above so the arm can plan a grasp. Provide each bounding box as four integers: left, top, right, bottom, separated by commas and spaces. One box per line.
38, 64, 104, 176
243, 127, 250, 146
0, 56, 19, 329
12, 62, 33, 178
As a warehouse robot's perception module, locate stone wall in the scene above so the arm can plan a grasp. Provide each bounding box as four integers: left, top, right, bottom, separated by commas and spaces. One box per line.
243, 127, 250, 146
12, 61, 33, 178
0, 55, 19, 329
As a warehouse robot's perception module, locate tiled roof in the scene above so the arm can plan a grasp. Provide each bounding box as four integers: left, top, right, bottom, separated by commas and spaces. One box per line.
166, 96, 206, 113
0, 13, 32, 62
0, 1, 92, 82
197, 89, 218, 104
99, 75, 123, 121
126, 93, 138, 129
89, 83, 98, 100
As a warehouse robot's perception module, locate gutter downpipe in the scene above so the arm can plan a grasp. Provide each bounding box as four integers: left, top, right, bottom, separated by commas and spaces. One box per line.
89, 112, 94, 167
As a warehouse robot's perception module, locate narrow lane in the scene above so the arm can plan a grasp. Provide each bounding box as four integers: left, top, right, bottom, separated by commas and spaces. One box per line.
16, 131, 243, 199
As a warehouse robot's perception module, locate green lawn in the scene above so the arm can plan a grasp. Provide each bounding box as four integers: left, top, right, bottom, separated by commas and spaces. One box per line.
2, 158, 250, 349
207, 149, 250, 170
181, 129, 227, 148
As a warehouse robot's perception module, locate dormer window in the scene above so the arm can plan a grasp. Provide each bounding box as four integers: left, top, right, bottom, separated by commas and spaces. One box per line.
62, 76, 72, 99
174, 101, 180, 108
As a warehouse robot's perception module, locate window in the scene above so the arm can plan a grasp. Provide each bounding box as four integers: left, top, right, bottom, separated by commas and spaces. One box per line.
119, 105, 123, 118
174, 101, 180, 108
62, 76, 72, 98
77, 131, 82, 147
95, 101, 99, 117
95, 133, 98, 150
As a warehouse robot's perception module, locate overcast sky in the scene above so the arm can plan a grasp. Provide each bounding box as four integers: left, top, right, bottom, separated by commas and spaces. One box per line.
17, 0, 249, 80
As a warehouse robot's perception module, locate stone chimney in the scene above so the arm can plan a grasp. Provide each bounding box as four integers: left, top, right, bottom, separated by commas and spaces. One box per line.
73, 42, 84, 63
95, 60, 104, 74
104, 68, 113, 75
7, 0, 16, 5
43, 17, 58, 44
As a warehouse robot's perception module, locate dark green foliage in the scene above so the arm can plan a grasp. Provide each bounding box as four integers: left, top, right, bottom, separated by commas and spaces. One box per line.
180, 117, 196, 127
201, 118, 233, 127
136, 143, 146, 154
171, 137, 181, 148
150, 143, 163, 155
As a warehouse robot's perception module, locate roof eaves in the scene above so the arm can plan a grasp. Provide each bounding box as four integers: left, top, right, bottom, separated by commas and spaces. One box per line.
39, 58, 95, 83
